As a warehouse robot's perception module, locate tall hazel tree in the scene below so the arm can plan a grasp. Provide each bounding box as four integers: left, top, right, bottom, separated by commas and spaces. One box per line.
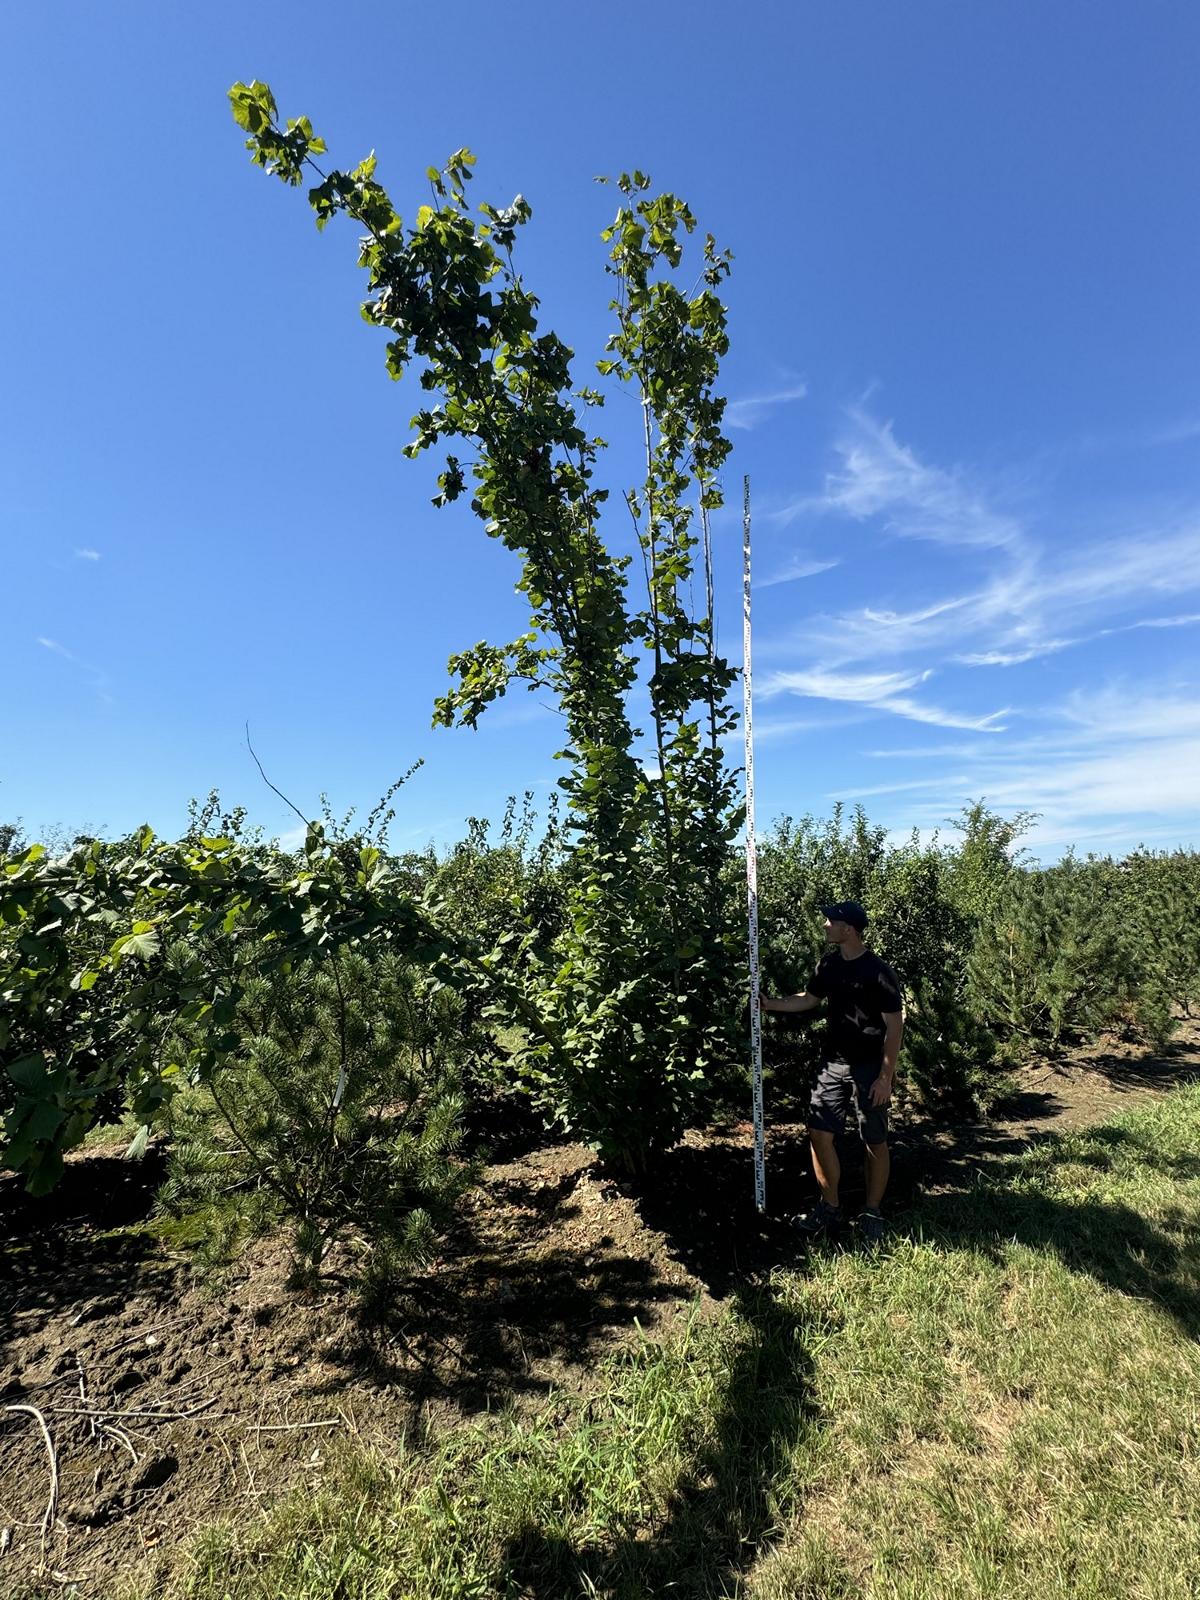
229, 82, 744, 1172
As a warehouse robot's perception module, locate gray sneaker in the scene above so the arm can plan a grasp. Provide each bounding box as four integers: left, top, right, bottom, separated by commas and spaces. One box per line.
857, 1207, 887, 1248
790, 1200, 844, 1238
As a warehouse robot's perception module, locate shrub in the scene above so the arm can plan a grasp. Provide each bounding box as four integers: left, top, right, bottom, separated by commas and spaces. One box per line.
967, 856, 1136, 1054
1115, 849, 1200, 1038
160, 948, 472, 1298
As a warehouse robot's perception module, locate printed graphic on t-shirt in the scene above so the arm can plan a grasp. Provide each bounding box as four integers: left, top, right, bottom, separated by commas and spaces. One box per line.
808, 951, 903, 1065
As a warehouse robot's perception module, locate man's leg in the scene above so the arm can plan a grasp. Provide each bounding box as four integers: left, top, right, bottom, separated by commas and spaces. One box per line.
809, 1128, 841, 1208
854, 1065, 891, 1213
864, 1140, 890, 1209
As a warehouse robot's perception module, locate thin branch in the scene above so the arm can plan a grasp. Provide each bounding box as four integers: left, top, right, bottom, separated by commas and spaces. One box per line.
2, 1404, 59, 1565
47, 1399, 219, 1422
244, 724, 310, 829
640, 392, 678, 903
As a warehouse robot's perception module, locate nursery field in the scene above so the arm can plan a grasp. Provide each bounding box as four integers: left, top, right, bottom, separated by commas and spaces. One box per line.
2, 1024, 1198, 1599
5, 80, 1200, 1600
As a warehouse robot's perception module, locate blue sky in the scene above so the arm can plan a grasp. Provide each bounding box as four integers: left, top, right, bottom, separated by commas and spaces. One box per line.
3, 1, 1198, 860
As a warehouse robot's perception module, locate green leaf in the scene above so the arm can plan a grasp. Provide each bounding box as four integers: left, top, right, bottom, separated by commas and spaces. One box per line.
19, 1099, 66, 1143
228, 79, 278, 135
112, 922, 161, 962
124, 1124, 151, 1162
24, 1148, 65, 1197
7, 1054, 47, 1089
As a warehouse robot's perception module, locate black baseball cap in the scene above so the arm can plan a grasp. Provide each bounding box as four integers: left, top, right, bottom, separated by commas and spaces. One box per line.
821, 900, 868, 933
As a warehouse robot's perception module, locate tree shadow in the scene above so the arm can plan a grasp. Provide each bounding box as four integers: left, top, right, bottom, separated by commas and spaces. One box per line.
2, 1147, 698, 1426
1064, 1123, 1200, 1180
317, 1241, 695, 1413
1071, 1035, 1198, 1093
629, 1138, 808, 1299
903, 1129, 1200, 1339
307, 1160, 699, 1412
495, 1096, 1200, 1595
498, 1279, 816, 1600
0, 1148, 174, 1336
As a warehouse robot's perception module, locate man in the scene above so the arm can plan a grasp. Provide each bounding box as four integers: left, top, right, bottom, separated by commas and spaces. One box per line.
760, 901, 904, 1245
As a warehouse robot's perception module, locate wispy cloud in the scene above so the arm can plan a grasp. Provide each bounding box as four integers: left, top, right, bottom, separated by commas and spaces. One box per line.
754, 710, 867, 743
860, 685, 1200, 855
74, 548, 101, 562
725, 381, 808, 431
1069, 413, 1200, 455
764, 408, 1200, 677
754, 554, 838, 590
823, 409, 1026, 549
759, 666, 1009, 732
957, 639, 1078, 667
1126, 611, 1200, 631
827, 774, 972, 801
955, 603, 1200, 668
865, 684, 1200, 763
1149, 416, 1200, 447
36, 636, 113, 705
767, 407, 1026, 547
754, 405, 1200, 854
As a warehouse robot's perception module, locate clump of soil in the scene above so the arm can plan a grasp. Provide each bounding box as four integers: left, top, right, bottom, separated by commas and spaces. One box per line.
1, 1022, 1195, 1598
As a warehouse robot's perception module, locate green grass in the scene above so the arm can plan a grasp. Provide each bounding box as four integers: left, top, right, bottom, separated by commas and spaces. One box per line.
134, 1085, 1200, 1600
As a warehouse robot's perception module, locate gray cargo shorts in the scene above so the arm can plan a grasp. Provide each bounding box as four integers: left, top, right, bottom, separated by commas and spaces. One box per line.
808, 1058, 889, 1146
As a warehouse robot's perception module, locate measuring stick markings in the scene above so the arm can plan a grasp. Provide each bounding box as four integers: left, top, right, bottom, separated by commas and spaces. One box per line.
742, 476, 767, 1214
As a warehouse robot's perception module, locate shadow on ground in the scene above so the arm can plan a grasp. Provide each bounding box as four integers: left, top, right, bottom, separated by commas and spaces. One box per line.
499, 1280, 816, 1600
325, 1240, 695, 1412
0, 1148, 174, 1332
307, 1160, 702, 1412
907, 1121, 1200, 1339
495, 1074, 1200, 1597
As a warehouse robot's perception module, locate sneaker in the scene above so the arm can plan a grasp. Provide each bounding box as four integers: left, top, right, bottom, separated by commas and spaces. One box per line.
790, 1200, 844, 1237
857, 1207, 887, 1248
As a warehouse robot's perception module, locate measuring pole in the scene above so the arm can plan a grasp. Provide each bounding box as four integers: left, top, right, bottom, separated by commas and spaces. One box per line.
742, 475, 767, 1214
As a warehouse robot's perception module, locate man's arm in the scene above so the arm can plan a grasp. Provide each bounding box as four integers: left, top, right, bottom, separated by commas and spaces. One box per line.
882, 1010, 904, 1076
869, 1009, 905, 1105
760, 990, 822, 1015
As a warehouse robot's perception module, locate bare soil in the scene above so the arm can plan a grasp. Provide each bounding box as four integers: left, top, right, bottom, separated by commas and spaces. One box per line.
2, 1022, 1197, 1599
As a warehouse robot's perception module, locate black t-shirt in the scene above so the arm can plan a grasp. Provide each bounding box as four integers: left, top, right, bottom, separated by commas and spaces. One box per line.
808, 951, 903, 1066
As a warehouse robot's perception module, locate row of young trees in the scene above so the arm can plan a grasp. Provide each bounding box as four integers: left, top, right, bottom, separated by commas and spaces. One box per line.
753, 802, 1199, 1108
5, 800, 1196, 1136
3, 798, 1197, 1295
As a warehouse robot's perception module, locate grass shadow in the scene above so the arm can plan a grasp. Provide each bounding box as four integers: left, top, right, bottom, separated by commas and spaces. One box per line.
319, 1241, 695, 1413
905, 1125, 1200, 1338
498, 1279, 816, 1600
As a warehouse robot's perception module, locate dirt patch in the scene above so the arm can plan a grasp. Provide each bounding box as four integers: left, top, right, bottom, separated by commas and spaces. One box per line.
0, 1140, 721, 1596
1, 1022, 1196, 1596
900, 1019, 1200, 1201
